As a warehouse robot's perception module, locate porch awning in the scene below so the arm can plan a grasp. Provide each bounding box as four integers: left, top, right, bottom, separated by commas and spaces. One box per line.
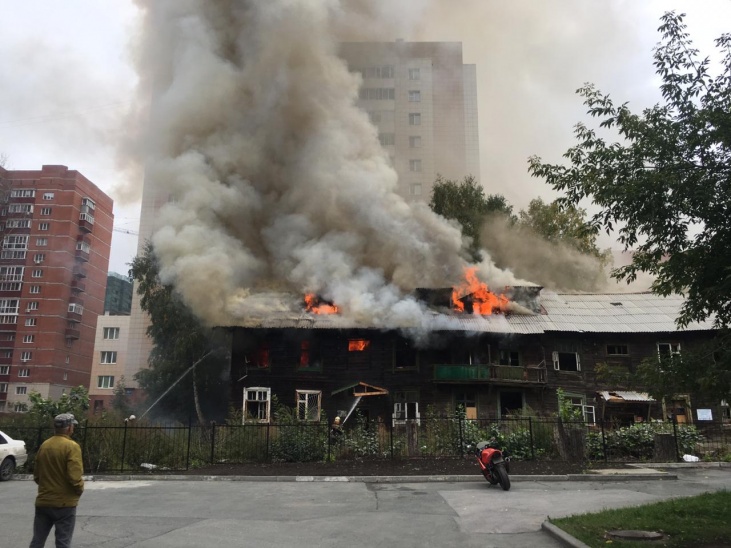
598, 391, 656, 403
332, 381, 389, 397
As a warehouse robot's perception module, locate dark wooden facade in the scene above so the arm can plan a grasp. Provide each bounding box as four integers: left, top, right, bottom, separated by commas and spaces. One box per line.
228, 325, 718, 426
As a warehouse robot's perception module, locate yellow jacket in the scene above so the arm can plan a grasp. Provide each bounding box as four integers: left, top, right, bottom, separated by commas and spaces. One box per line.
33, 434, 84, 508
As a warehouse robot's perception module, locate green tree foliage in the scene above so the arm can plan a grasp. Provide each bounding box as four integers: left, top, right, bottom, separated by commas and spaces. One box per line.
429, 174, 514, 261
528, 12, 731, 329
28, 386, 89, 424
129, 242, 230, 424
517, 198, 609, 262
636, 334, 731, 403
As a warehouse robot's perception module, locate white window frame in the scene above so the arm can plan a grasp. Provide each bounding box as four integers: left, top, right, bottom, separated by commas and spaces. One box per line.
103, 327, 120, 340
296, 389, 322, 422
16, 386, 27, 395
10, 189, 35, 198
0, 365, 9, 375
552, 350, 581, 372
408, 90, 421, 102
41, 207, 52, 215
18, 368, 29, 377
3, 235, 29, 250
27, 301, 39, 311
408, 68, 420, 80
22, 335, 34, 343
409, 159, 422, 172
100, 351, 118, 364
36, 238, 48, 247
657, 342, 681, 358
97, 375, 115, 389
243, 387, 271, 424
0, 383, 7, 393
25, 318, 37, 326
21, 351, 32, 362
408, 113, 421, 126
43, 192, 54, 200
38, 222, 50, 231
29, 285, 41, 294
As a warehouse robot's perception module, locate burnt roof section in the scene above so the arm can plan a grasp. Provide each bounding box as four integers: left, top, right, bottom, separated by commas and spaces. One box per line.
227, 290, 716, 334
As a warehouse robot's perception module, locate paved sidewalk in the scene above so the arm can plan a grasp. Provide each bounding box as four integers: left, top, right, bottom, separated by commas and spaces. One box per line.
3, 466, 728, 547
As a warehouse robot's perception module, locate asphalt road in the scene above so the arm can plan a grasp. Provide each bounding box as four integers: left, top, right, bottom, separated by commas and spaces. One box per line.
1, 467, 729, 548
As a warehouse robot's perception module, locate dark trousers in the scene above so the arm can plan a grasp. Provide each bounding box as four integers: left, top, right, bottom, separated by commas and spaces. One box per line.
30, 506, 77, 548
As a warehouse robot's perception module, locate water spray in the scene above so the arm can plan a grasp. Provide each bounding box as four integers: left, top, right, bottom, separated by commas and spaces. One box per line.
138, 350, 214, 421
341, 396, 362, 425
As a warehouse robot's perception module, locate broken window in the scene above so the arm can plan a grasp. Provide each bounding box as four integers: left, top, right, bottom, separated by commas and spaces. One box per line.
499, 349, 520, 366
657, 342, 681, 359
606, 344, 629, 356
393, 339, 418, 370
296, 390, 321, 422
455, 390, 477, 419
560, 392, 595, 424
348, 339, 370, 352
243, 387, 271, 423
252, 343, 270, 369
552, 351, 581, 372
393, 390, 420, 424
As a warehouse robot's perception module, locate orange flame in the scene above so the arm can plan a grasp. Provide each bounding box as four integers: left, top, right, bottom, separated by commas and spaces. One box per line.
304, 294, 340, 314
452, 267, 509, 315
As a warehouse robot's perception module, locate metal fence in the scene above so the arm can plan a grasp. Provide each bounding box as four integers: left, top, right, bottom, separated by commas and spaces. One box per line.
3, 417, 729, 474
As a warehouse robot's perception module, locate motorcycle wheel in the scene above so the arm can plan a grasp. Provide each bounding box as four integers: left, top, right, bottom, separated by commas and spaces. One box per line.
483, 468, 499, 485
495, 463, 511, 491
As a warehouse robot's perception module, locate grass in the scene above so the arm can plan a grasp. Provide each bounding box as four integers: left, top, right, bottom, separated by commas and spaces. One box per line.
550, 490, 731, 547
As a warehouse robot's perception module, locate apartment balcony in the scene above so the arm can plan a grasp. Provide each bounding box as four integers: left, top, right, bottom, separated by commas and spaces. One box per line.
75, 248, 90, 262
72, 266, 87, 278
67, 311, 82, 323
78, 212, 95, 233
65, 328, 80, 340
69, 296, 85, 307
70, 279, 86, 293
433, 362, 547, 385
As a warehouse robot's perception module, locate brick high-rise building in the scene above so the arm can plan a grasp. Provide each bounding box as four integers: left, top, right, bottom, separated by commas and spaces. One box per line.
0, 165, 113, 412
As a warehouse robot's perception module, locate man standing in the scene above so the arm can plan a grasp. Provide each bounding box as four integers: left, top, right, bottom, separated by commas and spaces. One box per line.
30, 413, 84, 548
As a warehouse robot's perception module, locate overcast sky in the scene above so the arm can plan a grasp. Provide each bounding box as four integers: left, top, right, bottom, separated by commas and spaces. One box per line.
0, 0, 728, 274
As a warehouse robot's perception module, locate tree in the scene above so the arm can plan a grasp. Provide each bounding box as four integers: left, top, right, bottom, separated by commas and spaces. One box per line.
528, 12, 731, 329
28, 386, 90, 424
517, 198, 609, 261
429, 174, 514, 261
129, 242, 230, 424
636, 335, 731, 403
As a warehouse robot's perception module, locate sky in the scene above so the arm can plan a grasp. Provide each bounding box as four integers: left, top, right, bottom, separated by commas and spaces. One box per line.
0, 0, 729, 276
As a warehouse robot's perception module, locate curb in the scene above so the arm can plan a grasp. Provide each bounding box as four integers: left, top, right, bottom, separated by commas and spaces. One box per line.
12, 472, 677, 483
542, 521, 591, 548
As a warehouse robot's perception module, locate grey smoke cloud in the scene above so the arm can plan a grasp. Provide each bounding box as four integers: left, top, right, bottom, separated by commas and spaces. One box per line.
133, 0, 527, 329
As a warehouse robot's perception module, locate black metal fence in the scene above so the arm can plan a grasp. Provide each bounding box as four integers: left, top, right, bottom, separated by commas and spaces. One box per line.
3, 417, 729, 474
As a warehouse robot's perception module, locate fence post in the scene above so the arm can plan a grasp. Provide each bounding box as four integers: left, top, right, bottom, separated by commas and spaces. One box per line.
672, 415, 681, 462
210, 421, 216, 465
529, 417, 535, 460
390, 416, 394, 460
186, 417, 193, 471
120, 421, 128, 473
458, 414, 464, 457
601, 419, 608, 463
266, 422, 270, 462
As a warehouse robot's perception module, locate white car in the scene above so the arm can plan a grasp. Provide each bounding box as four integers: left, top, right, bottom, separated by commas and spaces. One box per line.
0, 429, 27, 481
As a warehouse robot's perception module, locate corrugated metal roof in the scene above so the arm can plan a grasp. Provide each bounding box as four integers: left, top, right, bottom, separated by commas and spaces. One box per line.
598, 391, 656, 403
228, 291, 716, 335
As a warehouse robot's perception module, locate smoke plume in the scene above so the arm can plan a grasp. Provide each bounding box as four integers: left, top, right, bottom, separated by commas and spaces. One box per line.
130, 0, 528, 329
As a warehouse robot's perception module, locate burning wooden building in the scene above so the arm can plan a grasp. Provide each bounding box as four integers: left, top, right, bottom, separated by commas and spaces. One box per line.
226, 283, 719, 427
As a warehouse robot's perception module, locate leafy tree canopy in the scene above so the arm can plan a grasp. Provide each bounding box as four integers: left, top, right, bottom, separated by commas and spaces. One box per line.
517, 198, 609, 261
528, 11, 731, 329
430, 174, 514, 261
28, 386, 89, 424
636, 334, 731, 403
129, 242, 230, 423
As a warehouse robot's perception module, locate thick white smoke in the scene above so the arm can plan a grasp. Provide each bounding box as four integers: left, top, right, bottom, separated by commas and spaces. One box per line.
131, 0, 527, 329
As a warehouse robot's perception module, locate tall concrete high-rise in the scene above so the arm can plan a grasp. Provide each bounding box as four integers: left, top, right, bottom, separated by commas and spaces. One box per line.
339, 40, 481, 202
0, 165, 113, 412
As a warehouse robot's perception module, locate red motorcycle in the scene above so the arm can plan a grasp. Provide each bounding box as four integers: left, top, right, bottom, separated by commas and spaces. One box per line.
473, 440, 511, 491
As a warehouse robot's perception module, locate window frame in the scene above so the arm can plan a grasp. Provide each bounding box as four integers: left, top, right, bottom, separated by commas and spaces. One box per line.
243, 386, 271, 424
296, 389, 322, 422
552, 350, 581, 372
97, 375, 115, 389
100, 351, 118, 364
103, 327, 120, 340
